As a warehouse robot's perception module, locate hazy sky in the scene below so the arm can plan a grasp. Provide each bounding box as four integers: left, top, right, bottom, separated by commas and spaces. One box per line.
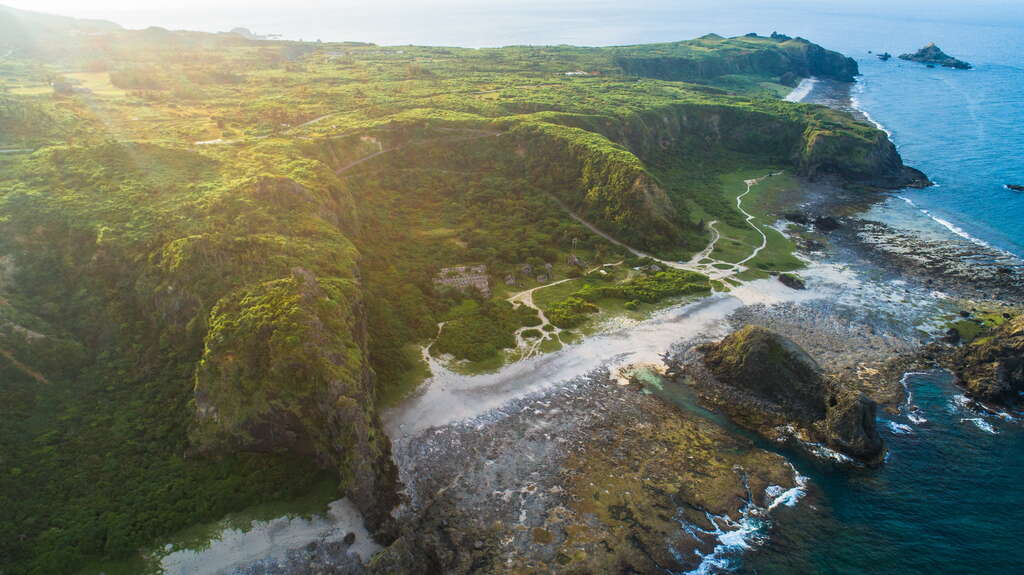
5, 0, 1023, 46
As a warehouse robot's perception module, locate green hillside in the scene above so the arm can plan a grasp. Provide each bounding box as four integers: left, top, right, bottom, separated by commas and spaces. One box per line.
0, 6, 924, 573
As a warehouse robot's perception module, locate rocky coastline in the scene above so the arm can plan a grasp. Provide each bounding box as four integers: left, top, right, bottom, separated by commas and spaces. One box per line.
201, 70, 1023, 575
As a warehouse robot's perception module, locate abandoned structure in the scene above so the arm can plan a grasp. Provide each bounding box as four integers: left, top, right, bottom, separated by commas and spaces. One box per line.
433, 264, 491, 296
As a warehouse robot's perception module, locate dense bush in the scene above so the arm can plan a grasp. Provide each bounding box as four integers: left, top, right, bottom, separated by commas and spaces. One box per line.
434, 299, 539, 361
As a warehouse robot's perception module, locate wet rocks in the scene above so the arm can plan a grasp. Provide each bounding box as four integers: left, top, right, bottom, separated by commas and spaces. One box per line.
375, 376, 798, 574
952, 315, 1024, 405
777, 273, 806, 290
850, 220, 1024, 304
694, 325, 885, 463
824, 387, 883, 460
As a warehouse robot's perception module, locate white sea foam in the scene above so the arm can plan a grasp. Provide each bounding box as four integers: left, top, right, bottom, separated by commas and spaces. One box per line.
899, 371, 931, 424
803, 441, 855, 464
766, 470, 809, 511
850, 81, 893, 137
683, 467, 807, 575
907, 411, 928, 425
949, 393, 972, 413
887, 421, 914, 434
897, 196, 1019, 258
784, 77, 818, 103
961, 417, 998, 434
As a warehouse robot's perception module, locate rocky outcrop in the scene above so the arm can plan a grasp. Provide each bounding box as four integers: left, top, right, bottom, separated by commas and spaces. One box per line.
825, 387, 883, 460
191, 268, 399, 531
899, 43, 972, 69
777, 272, 806, 290
952, 315, 1024, 405
696, 325, 884, 462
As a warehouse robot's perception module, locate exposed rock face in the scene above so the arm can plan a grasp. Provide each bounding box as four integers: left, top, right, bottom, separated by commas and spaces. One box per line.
899, 43, 972, 69
702, 325, 827, 422
615, 34, 860, 83
697, 325, 885, 462
191, 267, 399, 530
952, 315, 1024, 405
825, 388, 883, 460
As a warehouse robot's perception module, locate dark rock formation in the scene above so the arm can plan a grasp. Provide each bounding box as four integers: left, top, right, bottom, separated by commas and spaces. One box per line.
702, 325, 828, 420
952, 315, 1024, 405
899, 43, 972, 69
698, 325, 885, 462
825, 387, 883, 460
814, 215, 841, 231
777, 273, 806, 290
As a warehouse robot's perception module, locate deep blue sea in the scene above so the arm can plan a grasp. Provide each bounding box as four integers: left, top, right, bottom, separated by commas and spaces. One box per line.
22, 2, 1022, 573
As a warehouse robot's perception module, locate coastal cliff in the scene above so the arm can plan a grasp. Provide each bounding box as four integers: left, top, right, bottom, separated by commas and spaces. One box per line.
614, 33, 860, 84
952, 315, 1023, 405
0, 10, 925, 570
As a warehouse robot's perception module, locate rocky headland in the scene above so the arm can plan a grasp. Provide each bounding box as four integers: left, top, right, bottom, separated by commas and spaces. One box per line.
950, 315, 1024, 406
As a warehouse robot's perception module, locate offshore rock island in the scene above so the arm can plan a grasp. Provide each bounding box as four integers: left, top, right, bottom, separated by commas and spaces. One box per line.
0, 4, 1020, 575
899, 43, 973, 69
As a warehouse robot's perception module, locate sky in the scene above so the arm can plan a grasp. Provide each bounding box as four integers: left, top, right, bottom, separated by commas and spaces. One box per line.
4, 1, 1023, 46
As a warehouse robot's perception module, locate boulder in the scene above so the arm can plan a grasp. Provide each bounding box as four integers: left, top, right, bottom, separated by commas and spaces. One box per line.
700, 325, 885, 462
702, 325, 827, 421
778, 273, 806, 290
825, 388, 883, 460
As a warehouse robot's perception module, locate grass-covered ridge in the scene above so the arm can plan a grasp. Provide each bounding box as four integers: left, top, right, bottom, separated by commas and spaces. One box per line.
0, 6, 921, 573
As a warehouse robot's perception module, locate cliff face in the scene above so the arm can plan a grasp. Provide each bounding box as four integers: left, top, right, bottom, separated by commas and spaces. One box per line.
0, 144, 402, 536
614, 34, 859, 85
697, 325, 884, 462
191, 268, 398, 529
520, 100, 928, 254
952, 316, 1024, 405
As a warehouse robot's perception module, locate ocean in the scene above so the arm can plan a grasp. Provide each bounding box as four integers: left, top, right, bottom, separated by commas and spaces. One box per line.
24, 1, 1023, 573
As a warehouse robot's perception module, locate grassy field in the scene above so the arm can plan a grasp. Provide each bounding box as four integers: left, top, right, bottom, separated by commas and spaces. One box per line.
707, 169, 804, 273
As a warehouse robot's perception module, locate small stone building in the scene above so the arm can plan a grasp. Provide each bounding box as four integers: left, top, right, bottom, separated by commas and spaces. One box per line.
433, 265, 491, 297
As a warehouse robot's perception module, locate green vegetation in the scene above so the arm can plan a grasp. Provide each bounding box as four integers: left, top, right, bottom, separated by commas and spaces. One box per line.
433, 299, 539, 362
541, 268, 710, 329
0, 5, 903, 572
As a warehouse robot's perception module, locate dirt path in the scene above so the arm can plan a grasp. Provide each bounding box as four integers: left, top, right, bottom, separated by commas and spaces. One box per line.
736, 176, 774, 265
686, 220, 721, 265
553, 172, 780, 282
0, 348, 50, 385
507, 279, 571, 358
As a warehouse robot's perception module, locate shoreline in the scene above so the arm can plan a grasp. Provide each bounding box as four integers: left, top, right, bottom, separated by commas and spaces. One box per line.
143, 75, 1021, 575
